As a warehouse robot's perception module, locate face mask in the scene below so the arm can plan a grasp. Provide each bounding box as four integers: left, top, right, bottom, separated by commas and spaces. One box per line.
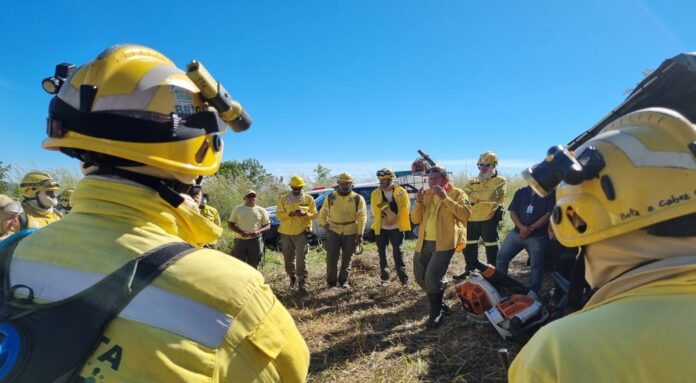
337, 184, 352, 195
37, 190, 58, 209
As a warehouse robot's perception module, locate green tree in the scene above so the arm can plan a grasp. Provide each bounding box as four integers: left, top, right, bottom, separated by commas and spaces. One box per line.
218, 159, 275, 185
0, 162, 12, 195
313, 164, 333, 186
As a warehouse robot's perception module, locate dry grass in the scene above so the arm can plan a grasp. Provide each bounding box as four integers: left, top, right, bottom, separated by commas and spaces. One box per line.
259, 240, 548, 383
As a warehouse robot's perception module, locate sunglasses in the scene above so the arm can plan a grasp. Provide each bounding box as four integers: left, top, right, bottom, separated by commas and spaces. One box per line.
291, 187, 303, 191
477, 163, 492, 168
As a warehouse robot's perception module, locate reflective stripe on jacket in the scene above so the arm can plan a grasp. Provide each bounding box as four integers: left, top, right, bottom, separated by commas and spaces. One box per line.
276, 192, 318, 235
464, 174, 506, 221
13, 177, 309, 382
411, 185, 471, 252
370, 184, 411, 235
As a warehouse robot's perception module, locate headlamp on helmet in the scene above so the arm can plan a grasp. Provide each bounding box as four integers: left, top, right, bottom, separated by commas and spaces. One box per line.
522, 145, 605, 197
524, 108, 696, 247
42, 44, 251, 178
41, 63, 76, 94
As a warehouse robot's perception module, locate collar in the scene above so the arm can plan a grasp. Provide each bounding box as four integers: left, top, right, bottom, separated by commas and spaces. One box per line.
23, 200, 54, 216
72, 176, 221, 247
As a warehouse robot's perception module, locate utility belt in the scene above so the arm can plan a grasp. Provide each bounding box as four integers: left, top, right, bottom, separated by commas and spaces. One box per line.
331, 221, 355, 226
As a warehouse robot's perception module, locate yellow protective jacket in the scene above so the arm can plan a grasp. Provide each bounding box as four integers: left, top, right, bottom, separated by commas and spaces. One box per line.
276, 192, 318, 236
370, 184, 411, 235
464, 174, 506, 222
509, 269, 696, 383
318, 191, 367, 236
20, 202, 61, 229
411, 185, 471, 252
12, 177, 310, 382
200, 204, 221, 227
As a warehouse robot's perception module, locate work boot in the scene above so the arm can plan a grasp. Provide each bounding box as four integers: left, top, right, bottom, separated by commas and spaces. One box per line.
452, 272, 468, 281
289, 276, 297, 289
442, 300, 452, 316
298, 284, 309, 296
425, 293, 445, 329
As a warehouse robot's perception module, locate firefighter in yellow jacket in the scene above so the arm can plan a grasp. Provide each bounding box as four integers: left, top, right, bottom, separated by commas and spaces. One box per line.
55, 187, 74, 215
370, 168, 411, 285
454, 152, 506, 279
319, 173, 367, 288
13, 44, 309, 382
276, 175, 318, 295
411, 165, 471, 328
510, 108, 696, 382
17, 171, 62, 229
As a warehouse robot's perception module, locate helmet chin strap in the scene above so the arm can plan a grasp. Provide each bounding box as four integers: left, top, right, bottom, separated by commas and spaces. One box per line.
79, 153, 192, 208
92, 167, 190, 207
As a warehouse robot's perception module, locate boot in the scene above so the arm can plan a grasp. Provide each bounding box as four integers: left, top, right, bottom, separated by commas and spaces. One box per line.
452, 272, 468, 281
425, 293, 445, 329
442, 300, 452, 316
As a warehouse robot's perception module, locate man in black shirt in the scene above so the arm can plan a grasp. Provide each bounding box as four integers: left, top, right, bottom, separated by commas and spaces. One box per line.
496, 186, 554, 294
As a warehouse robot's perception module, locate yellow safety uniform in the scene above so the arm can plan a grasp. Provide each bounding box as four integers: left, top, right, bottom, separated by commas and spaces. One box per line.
20, 202, 61, 229
411, 185, 471, 252
509, 269, 696, 382
318, 191, 367, 235
370, 184, 411, 235
464, 175, 506, 221
276, 192, 318, 236
200, 204, 221, 227
13, 177, 310, 382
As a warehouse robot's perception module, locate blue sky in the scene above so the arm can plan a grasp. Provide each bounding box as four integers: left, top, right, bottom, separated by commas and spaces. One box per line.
1, 0, 694, 182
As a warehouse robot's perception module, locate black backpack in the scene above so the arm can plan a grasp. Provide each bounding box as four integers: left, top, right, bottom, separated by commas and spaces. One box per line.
0, 230, 194, 382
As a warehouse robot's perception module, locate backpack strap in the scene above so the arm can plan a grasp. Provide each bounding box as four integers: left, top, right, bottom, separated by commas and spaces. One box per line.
0, 230, 35, 303
0, 241, 195, 383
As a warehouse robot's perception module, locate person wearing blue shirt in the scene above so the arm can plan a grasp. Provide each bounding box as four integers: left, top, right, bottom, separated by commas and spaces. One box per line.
496, 186, 554, 294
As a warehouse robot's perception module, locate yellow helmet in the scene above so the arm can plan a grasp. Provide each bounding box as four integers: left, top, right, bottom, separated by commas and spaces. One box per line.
478, 151, 499, 166
58, 188, 75, 206
20, 171, 60, 199
549, 108, 696, 247
337, 173, 354, 184
376, 168, 396, 179
43, 44, 250, 176
289, 176, 306, 188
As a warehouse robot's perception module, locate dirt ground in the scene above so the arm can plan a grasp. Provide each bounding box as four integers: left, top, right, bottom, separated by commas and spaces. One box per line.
261, 241, 553, 383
